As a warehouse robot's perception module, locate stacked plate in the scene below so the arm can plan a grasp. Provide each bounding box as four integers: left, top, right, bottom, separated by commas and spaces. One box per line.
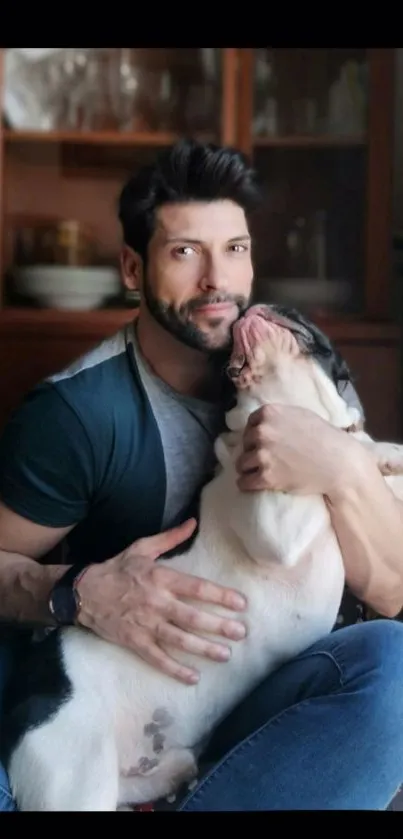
13, 264, 121, 310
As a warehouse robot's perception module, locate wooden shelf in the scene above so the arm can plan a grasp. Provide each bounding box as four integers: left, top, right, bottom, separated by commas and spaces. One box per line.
0, 307, 399, 342
0, 48, 398, 441
2, 129, 180, 147
253, 134, 367, 149
0, 307, 135, 336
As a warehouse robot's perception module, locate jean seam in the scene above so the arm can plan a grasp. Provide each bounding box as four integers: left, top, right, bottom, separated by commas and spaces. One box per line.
294, 650, 345, 686
178, 679, 345, 811
0, 782, 13, 803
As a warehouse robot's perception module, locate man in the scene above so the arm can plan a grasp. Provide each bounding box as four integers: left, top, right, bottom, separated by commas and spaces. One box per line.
0, 139, 403, 811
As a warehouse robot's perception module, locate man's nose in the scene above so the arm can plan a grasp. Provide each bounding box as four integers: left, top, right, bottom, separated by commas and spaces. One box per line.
198, 255, 229, 293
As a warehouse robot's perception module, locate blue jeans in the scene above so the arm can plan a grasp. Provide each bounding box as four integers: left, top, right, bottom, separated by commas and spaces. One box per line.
0, 640, 19, 811
1, 619, 403, 811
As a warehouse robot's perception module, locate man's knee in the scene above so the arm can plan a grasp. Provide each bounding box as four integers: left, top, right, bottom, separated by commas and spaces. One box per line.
349, 618, 403, 680
304, 618, 403, 712
313, 617, 403, 678
341, 619, 403, 727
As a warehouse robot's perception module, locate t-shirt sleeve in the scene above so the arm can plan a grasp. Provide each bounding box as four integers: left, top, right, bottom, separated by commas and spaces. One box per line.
0, 383, 95, 528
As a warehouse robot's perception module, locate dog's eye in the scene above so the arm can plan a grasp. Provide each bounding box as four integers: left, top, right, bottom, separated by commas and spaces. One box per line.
226, 355, 246, 379
227, 364, 243, 379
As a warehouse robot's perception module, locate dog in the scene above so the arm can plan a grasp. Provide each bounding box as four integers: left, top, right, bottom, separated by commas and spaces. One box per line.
3, 303, 403, 811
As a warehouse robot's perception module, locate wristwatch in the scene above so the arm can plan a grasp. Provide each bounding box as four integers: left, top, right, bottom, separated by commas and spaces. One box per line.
48, 564, 89, 626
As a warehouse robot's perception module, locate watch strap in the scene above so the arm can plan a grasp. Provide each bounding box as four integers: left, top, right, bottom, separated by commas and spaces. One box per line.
49, 563, 91, 626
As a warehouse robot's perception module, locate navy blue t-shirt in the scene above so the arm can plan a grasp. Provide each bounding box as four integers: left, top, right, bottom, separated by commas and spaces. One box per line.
0, 325, 172, 565
0, 322, 367, 627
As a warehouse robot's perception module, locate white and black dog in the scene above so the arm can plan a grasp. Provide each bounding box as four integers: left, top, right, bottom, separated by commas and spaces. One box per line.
3, 303, 403, 811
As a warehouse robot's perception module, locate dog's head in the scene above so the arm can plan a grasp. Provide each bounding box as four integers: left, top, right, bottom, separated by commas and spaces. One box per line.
225, 303, 363, 431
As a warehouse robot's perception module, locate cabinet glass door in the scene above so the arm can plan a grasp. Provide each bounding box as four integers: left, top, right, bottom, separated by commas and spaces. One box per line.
250, 48, 369, 318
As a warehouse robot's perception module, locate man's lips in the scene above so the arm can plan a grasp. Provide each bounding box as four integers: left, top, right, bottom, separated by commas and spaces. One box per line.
193, 303, 237, 315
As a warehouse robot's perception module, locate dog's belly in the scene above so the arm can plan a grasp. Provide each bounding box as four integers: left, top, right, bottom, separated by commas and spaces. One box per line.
60, 524, 344, 804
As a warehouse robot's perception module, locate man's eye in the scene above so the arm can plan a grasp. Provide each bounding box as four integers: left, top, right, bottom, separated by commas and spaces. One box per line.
174, 246, 195, 257
230, 244, 247, 253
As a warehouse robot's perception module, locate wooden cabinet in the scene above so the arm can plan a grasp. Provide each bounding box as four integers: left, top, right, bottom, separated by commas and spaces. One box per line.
0, 48, 401, 440
0, 312, 399, 443
0, 309, 132, 429
337, 339, 402, 441
236, 49, 395, 321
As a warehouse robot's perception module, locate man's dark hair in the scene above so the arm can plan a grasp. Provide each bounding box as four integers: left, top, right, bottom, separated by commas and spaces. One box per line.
118, 138, 262, 262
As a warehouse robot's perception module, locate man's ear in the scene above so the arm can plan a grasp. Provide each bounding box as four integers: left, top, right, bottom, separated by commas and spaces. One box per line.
120, 245, 143, 293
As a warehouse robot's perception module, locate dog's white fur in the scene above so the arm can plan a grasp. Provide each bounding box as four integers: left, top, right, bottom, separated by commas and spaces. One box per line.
8, 315, 403, 811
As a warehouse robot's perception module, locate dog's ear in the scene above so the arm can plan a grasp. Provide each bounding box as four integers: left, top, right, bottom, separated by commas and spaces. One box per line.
291, 310, 354, 394
268, 305, 364, 418
329, 347, 353, 393
296, 312, 365, 422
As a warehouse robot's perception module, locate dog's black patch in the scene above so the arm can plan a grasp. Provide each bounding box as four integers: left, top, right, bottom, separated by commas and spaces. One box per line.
1, 629, 72, 771
144, 721, 160, 737
138, 756, 159, 773
152, 707, 174, 726
152, 732, 165, 754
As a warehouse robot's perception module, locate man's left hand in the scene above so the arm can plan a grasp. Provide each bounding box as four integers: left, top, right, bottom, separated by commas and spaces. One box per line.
236, 404, 364, 496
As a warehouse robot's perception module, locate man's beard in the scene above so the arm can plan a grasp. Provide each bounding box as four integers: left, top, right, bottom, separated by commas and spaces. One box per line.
143, 280, 250, 354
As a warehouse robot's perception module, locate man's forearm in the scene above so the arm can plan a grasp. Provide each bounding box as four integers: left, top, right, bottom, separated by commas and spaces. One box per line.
326, 463, 403, 617
0, 551, 69, 626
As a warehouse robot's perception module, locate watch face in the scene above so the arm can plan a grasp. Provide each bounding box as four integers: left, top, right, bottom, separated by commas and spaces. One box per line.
49, 586, 78, 625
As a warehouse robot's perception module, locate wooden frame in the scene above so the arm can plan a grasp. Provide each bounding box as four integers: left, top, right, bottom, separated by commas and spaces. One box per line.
366, 49, 395, 319
0, 48, 397, 327
234, 48, 396, 323
0, 48, 400, 442
0, 47, 240, 311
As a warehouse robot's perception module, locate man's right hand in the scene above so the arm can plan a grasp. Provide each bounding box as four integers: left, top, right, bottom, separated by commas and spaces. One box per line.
75, 518, 247, 684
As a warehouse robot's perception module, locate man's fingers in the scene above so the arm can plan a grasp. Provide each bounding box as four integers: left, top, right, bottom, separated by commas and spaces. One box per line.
166, 599, 247, 641
139, 640, 200, 685
99, 622, 200, 685
157, 623, 232, 664
236, 450, 269, 475
169, 570, 247, 612
247, 404, 279, 427
134, 518, 197, 560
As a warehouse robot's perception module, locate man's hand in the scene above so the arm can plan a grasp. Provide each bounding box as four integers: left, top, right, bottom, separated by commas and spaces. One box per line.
236, 404, 365, 496
75, 518, 247, 685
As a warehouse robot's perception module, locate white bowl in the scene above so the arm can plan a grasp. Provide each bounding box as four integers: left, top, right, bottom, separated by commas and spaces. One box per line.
14, 264, 121, 310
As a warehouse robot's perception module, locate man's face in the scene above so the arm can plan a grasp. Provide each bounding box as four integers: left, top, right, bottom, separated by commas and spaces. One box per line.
141, 200, 254, 353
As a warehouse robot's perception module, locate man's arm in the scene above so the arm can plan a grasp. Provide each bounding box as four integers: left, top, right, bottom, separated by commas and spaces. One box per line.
326, 464, 403, 617
0, 501, 75, 626
0, 383, 248, 682
237, 404, 403, 618
0, 382, 97, 625
0, 498, 248, 684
